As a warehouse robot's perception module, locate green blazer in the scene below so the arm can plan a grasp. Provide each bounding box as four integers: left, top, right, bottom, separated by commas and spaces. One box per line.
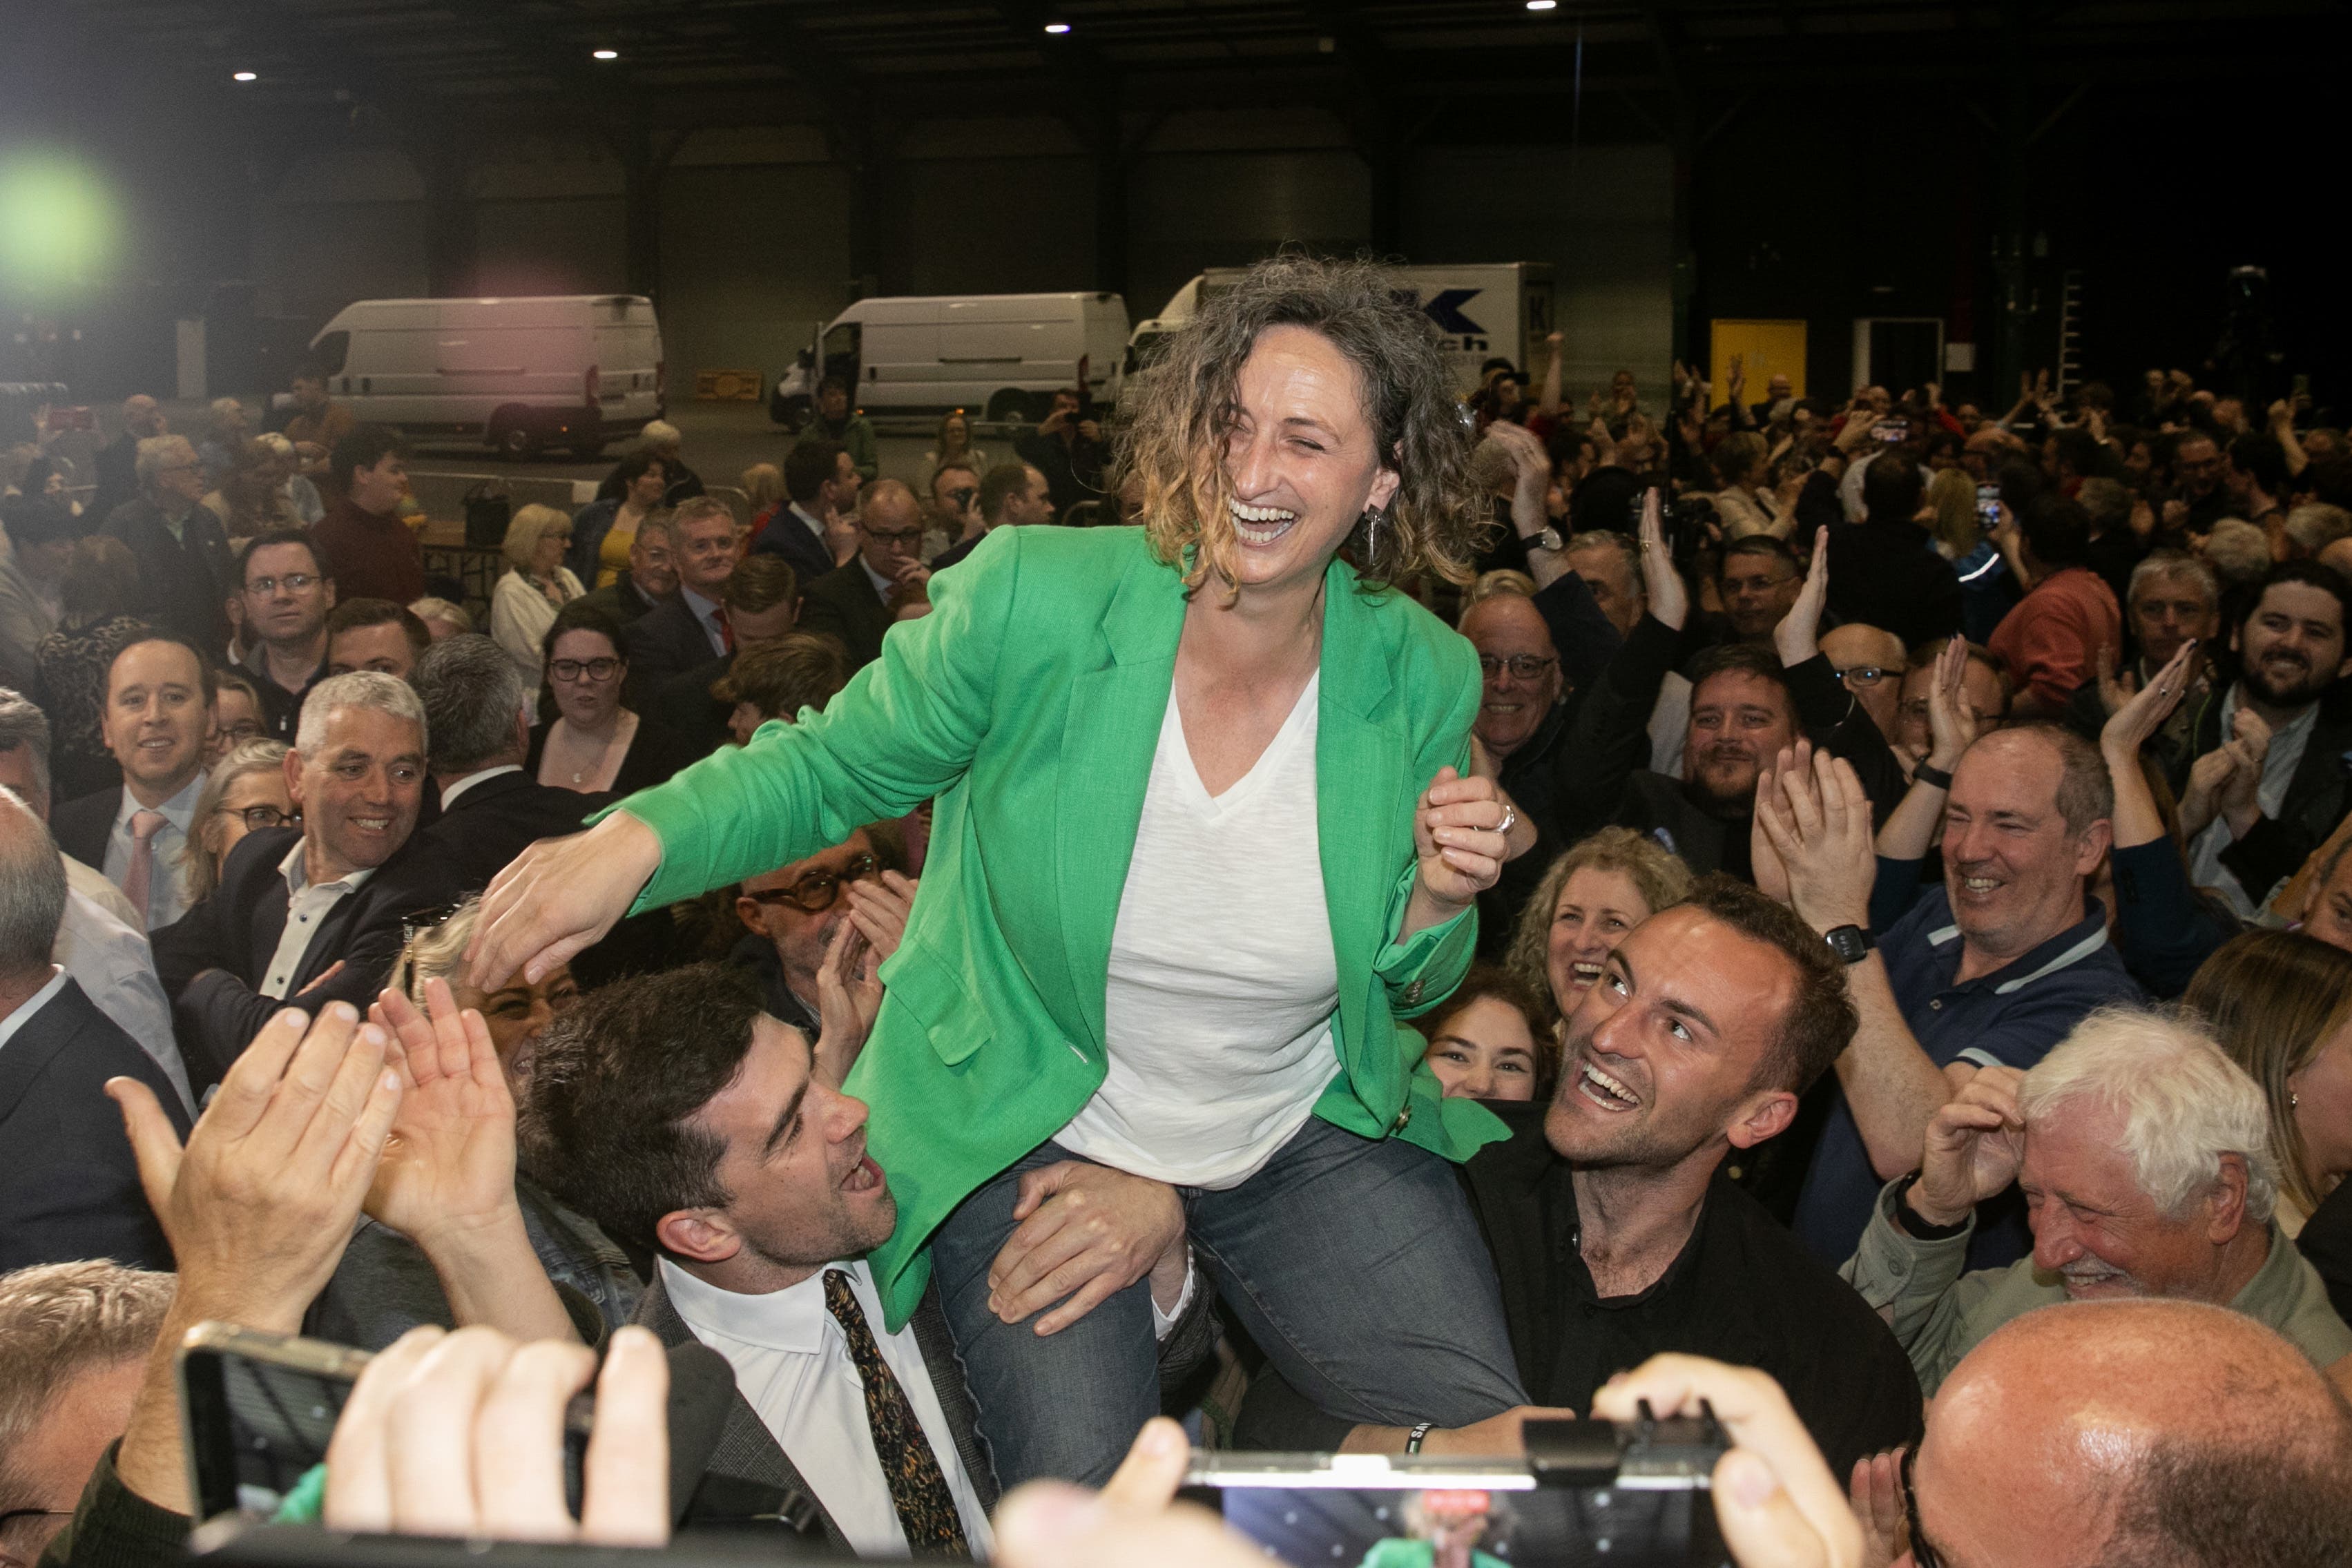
613, 525, 1506, 1327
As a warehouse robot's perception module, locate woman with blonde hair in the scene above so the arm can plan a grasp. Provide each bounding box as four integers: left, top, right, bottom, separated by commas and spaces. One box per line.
2181, 928, 2352, 1232
925, 407, 990, 479
1923, 466, 1983, 560
1505, 826, 1695, 1027
478, 253, 1538, 1487
490, 503, 584, 677
177, 739, 294, 904
1709, 431, 1784, 539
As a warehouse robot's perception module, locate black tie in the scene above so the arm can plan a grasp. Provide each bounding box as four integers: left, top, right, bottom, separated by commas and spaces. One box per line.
822, 1268, 970, 1555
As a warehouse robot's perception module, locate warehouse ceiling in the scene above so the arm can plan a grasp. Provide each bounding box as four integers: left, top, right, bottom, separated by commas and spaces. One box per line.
46, 0, 2348, 132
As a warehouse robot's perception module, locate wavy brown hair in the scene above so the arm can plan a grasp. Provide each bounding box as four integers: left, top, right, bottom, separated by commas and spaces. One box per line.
2181, 928, 2352, 1219
1116, 253, 1483, 595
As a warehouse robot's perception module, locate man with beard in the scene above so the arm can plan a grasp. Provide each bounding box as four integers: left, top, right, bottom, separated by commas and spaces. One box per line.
1760, 728, 2141, 1271
1233, 878, 1923, 1478
2177, 561, 2352, 919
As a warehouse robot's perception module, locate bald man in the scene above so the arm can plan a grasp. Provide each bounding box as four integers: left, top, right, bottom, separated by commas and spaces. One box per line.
1819, 623, 1907, 742
799, 479, 928, 669
1909, 1299, 2352, 1567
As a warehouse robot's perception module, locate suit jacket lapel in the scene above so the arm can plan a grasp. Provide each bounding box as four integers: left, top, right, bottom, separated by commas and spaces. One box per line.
1054, 551, 1185, 1054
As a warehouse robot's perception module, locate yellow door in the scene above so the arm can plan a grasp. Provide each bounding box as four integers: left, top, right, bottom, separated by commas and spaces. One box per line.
1709, 320, 1807, 408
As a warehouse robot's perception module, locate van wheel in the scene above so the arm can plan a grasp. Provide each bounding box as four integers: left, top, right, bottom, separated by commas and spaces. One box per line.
492, 415, 541, 461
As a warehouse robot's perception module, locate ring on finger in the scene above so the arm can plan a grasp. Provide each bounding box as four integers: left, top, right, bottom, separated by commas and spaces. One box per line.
1496, 804, 1517, 835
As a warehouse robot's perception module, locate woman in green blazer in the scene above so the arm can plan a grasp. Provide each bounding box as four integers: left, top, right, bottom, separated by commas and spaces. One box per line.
473, 258, 1537, 1484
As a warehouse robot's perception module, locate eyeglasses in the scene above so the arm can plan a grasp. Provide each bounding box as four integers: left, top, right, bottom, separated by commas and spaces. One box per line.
244, 572, 319, 595
221, 804, 297, 830
550, 657, 622, 682
742, 853, 880, 913
1835, 665, 1899, 687
1900, 1446, 1943, 1568
860, 525, 927, 546
1478, 654, 1559, 681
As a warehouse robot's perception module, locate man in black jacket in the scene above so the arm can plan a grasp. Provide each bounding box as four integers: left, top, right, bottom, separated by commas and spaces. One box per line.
1823, 448, 1965, 652
151, 670, 456, 1092
411, 635, 601, 889
622, 499, 740, 702
100, 434, 236, 652
799, 481, 925, 671
0, 792, 189, 1275
573, 512, 677, 628
1234, 878, 1922, 1478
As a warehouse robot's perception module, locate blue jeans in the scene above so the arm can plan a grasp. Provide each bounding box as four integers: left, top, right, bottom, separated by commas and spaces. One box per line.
927, 1115, 1527, 1487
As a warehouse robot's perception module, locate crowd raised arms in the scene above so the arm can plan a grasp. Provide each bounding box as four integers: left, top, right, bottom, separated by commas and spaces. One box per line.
8, 256, 2352, 1568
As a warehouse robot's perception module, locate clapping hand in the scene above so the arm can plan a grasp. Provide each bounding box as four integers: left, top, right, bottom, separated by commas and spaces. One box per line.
1771, 527, 1831, 666
2099, 641, 2195, 758
1753, 744, 1876, 937
1637, 486, 1688, 630
2217, 707, 2272, 838
1907, 1066, 2027, 1230
1920, 636, 1978, 773
366, 980, 520, 1248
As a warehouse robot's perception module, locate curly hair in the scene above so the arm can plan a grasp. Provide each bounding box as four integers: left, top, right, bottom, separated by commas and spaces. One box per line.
1115, 253, 1483, 595
1504, 826, 1696, 1025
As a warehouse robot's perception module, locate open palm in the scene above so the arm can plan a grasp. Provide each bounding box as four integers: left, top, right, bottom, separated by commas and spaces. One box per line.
365, 978, 517, 1244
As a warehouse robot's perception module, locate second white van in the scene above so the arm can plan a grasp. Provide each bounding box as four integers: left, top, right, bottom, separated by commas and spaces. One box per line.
770, 292, 1128, 429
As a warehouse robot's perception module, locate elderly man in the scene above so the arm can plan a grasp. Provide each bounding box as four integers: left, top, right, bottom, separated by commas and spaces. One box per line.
1843, 1009, 2352, 1395
575, 510, 676, 627
151, 671, 457, 1092
1765, 722, 2141, 1270
1818, 623, 1906, 742
99, 434, 235, 648
730, 822, 905, 1048
623, 496, 742, 697
2061, 550, 2219, 743
798, 480, 929, 669
1237, 879, 1923, 1480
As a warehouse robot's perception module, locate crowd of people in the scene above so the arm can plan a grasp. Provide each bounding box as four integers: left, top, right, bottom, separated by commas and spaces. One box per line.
4, 253, 2352, 1568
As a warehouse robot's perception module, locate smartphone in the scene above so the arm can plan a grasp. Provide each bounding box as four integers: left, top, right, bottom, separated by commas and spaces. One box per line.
1875, 419, 1909, 443
1976, 482, 2001, 527
177, 1324, 594, 1528
1186, 1416, 1728, 1567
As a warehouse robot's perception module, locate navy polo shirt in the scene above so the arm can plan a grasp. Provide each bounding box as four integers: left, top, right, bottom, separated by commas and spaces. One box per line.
1794, 874, 2142, 1272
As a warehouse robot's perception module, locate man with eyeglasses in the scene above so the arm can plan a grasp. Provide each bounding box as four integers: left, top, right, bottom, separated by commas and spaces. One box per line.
799, 479, 930, 670
233, 530, 336, 742
731, 824, 911, 1047
99, 434, 237, 651
622, 497, 743, 699
1458, 589, 1572, 954
1819, 623, 1907, 742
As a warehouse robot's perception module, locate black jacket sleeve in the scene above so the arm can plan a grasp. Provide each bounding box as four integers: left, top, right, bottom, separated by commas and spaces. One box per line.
2219, 813, 2322, 913
1785, 652, 1907, 822
1530, 570, 1622, 698
2297, 1179, 2352, 1326
37, 1442, 189, 1568
1552, 614, 1683, 843
2110, 837, 2239, 998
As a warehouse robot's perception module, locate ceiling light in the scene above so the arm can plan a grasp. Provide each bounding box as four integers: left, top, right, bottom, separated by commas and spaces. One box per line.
1527, 1, 1559, 10
1043, 21, 1071, 33
232, 70, 258, 81
591, 48, 619, 60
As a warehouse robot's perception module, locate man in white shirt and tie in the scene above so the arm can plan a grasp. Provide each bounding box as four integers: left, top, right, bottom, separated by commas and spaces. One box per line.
49, 635, 214, 933
520, 967, 1204, 1557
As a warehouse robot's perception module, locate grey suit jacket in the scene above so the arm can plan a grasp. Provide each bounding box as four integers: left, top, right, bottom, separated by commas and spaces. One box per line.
633, 1270, 997, 1551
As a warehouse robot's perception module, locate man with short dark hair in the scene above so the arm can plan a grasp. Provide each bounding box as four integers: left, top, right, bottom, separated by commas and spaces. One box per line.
800, 378, 878, 483
325, 598, 430, 679
1822, 449, 1965, 650
1236, 878, 1922, 1479
653, 554, 802, 755
312, 426, 423, 606
624, 497, 742, 698
933, 462, 1052, 575
52, 637, 218, 931
1561, 527, 1690, 775
284, 365, 355, 481
101, 434, 237, 650
0, 792, 189, 1274
1987, 495, 2122, 716
756, 439, 855, 586
519, 967, 1198, 1551
574, 510, 677, 627
799, 481, 927, 670
235, 529, 336, 741
2176, 560, 2352, 918
2228, 431, 2290, 539
2167, 429, 2233, 537
1014, 387, 1106, 521
1764, 724, 2141, 1270
152, 671, 454, 1090
926, 461, 981, 552
1714, 536, 1804, 646
85, 394, 167, 525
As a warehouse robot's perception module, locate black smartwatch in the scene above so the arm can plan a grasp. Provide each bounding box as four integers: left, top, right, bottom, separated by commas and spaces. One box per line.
1895, 1173, 1971, 1241
1823, 925, 1875, 965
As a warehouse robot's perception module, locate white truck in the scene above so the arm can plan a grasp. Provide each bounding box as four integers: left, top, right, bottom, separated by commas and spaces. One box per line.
770, 291, 1129, 430
304, 295, 665, 460
1126, 263, 1555, 395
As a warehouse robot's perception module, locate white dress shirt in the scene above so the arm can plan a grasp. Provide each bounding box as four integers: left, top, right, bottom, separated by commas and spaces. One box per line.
2188, 684, 2322, 917
0, 966, 69, 1055
660, 1257, 994, 1558
102, 773, 203, 931
53, 883, 191, 1112
260, 841, 377, 1000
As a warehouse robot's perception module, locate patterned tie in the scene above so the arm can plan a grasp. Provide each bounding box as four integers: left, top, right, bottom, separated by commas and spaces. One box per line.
822, 1268, 969, 1556
122, 809, 168, 930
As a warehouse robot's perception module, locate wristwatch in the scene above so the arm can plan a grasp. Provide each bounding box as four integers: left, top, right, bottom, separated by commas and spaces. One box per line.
1525, 524, 1565, 553
1823, 925, 1875, 965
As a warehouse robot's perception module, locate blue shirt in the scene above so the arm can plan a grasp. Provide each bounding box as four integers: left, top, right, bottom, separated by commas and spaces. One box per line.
1794, 873, 2142, 1272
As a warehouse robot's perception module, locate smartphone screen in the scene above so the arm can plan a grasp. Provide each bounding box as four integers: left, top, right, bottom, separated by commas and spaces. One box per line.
1876, 420, 1909, 444
1976, 482, 2001, 527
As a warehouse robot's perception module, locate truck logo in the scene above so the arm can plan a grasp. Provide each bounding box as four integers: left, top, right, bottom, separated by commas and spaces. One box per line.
1391, 287, 1489, 350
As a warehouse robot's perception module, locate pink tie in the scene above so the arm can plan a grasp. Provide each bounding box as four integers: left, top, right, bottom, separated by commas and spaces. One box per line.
123, 809, 168, 929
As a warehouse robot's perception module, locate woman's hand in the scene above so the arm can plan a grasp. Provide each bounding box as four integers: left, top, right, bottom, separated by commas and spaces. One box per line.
1408, 766, 1516, 923
1638, 487, 1689, 630
987, 1163, 1186, 1336
469, 812, 662, 990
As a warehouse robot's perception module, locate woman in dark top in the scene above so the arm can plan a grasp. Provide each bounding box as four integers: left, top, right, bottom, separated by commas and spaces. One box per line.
35, 536, 148, 800
525, 600, 693, 797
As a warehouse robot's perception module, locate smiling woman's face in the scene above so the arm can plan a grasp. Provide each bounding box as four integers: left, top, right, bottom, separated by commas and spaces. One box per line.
1547, 866, 1655, 1009
454, 962, 581, 1088
1217, 325, 1400, 599
1423, 994, 1540, 1101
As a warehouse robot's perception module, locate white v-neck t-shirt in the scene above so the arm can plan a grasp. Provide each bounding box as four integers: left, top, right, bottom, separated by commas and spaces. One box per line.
1057, 672, 1342, 1188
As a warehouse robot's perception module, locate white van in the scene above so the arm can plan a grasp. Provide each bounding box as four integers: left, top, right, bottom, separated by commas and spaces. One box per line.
305, 295, 664, 460
770, 292, 1128, 429
1128, 264, 1554, 397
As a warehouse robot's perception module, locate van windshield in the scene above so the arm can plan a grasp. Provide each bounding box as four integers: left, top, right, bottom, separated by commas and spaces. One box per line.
310, 330, 351, 377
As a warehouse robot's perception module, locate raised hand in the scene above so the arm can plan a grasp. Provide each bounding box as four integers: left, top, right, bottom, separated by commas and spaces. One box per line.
1637, 486, 1688, 630
470, 812, 664, 991
1409, 766, 1516, 915
1771, 527, 1831, 666
813, 918, 883, 1087
987, 1162, 1187, 1336
2218, 708, 2273, 838
367, 980, 519, 1246
1909, 1066, 2027, 1229
2179, 745, 2238, 840
1754, 744, 1876, 936
1751, 751, 1791, 904
1922, 636, 1978, 771
2099, 641, 2194, 758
